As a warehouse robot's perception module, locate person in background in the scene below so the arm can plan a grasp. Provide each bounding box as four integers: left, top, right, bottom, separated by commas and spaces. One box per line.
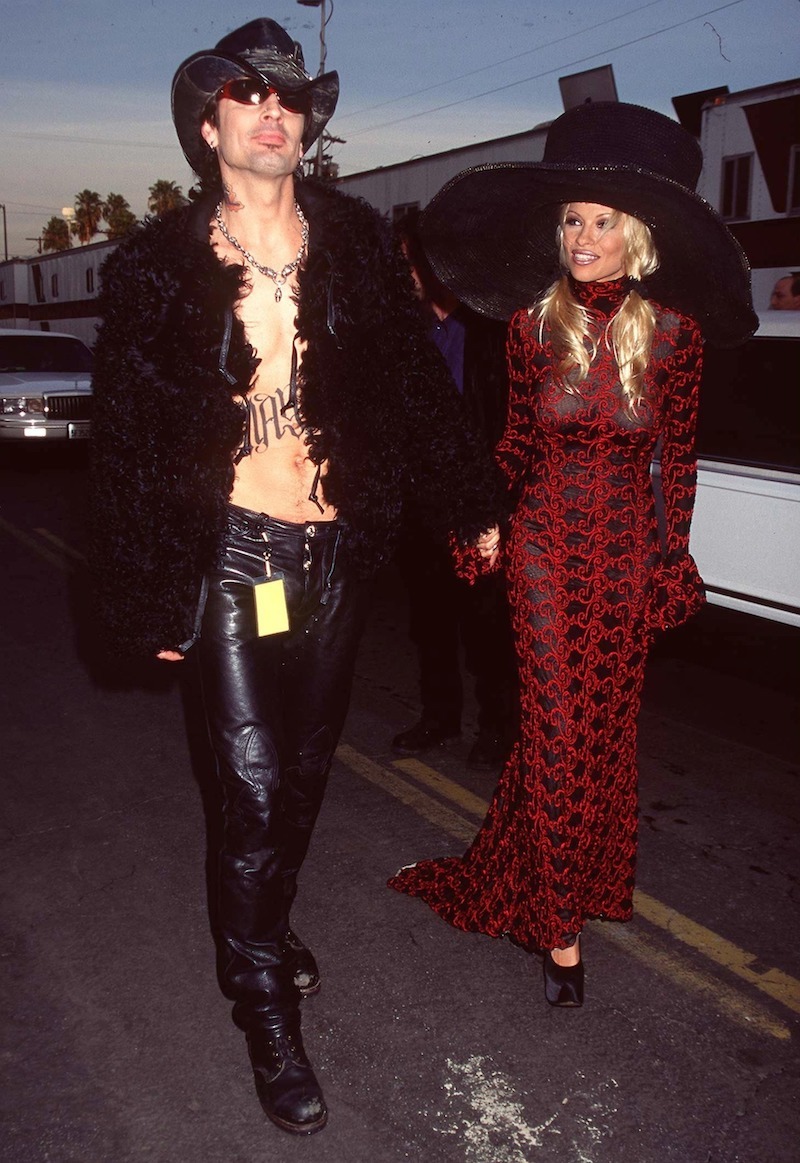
391, 210, 517, 769
769, 272, 800, 310
390, 102, 756, 1009
89, 17, 501, 1137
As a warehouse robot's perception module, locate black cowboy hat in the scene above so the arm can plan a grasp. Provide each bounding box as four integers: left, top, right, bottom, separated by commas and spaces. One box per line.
420, 101, 757, 347
171, 17, 339, 173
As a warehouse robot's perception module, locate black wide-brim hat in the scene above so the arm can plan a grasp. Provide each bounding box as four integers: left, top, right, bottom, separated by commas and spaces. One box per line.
171, 17, 339, 172
421, 101, 757, 347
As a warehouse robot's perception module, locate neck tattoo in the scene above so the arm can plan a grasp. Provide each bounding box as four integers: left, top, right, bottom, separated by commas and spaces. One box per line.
214, 200, 309, 302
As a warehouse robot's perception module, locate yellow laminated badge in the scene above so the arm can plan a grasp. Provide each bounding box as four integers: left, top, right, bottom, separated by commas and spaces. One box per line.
253, 576, 290, 636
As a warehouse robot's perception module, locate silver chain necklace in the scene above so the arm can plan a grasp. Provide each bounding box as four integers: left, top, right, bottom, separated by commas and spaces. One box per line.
214, 201, 309, 302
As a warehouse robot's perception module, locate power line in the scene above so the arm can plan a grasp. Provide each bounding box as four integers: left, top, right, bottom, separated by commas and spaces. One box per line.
1, 201, 66, 214
8, 131, 176, 151
335, 0, 674, 124
341, 0, 749, 141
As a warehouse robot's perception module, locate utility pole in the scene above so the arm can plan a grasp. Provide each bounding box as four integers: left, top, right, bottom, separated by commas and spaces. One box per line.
0, 204, 7, 261
297, 0, 332, 178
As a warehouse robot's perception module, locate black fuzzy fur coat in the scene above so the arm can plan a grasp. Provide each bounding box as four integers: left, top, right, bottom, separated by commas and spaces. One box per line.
90, 180, 502, 657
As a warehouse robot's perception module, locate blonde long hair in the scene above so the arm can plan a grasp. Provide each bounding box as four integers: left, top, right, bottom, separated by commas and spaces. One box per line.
536, 206, 660, 409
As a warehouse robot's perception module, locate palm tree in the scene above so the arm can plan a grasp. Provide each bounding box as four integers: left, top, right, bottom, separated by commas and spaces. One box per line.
41, 216, 72, 252
71, 189, 104, 244
103, 193, 137, 240
148, 179, 187, 216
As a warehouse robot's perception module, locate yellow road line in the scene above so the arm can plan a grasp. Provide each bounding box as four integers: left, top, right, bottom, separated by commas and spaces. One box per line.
338, 744, 800, 1028
392, 756, 490, 819
635, 890, 800, 1017
0, 514, 71, 572
338, 745, 474, 844
601, 922, 791, 1041
34, 528, 86, 563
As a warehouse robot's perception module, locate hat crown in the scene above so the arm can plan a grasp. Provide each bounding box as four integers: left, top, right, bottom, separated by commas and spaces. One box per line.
214, 18, 307, 73
543, 102, 703, 192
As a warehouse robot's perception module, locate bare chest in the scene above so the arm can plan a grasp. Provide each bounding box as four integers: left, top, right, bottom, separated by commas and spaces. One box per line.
229, 277, 335, 521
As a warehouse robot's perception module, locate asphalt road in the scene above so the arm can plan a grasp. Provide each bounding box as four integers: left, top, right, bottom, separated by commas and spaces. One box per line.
1, 444, 798, 1163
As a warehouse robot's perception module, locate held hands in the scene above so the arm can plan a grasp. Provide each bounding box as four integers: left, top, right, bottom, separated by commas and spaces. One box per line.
475, 525, 501, 568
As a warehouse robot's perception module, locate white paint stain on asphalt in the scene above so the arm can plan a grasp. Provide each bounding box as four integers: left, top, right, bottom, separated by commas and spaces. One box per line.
431, 1056, 619, 1162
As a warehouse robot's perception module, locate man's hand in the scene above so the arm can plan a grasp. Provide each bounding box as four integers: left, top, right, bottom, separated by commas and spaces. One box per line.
157, 650, 185, 662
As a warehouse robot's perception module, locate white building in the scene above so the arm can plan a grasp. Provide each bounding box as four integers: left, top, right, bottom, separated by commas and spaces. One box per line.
0, 238, 115, 346
689, 77, 800, 309
336, 124, 549, 222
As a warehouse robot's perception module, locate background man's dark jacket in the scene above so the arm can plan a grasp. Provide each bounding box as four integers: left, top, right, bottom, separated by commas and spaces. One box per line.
90, 180, 502, 657
458, 305, 510, 452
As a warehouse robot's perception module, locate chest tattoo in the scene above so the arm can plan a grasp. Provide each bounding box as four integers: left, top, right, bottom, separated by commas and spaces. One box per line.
244, 385, 304, 451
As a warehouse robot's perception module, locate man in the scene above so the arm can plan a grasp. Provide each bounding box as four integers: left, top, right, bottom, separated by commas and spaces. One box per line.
90, 18, 501, 1138
391, 212, 516, 768
769, 272, 800, 310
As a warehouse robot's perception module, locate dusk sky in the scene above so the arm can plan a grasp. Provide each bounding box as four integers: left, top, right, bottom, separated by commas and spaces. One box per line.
2, 0, 798, 258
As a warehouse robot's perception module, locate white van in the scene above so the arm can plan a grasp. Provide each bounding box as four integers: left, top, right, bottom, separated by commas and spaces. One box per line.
686, 311, 800, 627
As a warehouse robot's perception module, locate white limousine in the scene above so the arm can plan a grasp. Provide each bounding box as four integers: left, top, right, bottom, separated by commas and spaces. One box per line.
656, 310, 800, 628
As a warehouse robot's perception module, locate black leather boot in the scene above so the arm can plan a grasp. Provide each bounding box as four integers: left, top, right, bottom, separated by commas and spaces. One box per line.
285, 929, 321, 997
247, 1020, 328, 1135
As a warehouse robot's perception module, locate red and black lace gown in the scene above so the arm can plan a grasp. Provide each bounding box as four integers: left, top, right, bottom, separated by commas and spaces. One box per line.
389, 278, 705, 951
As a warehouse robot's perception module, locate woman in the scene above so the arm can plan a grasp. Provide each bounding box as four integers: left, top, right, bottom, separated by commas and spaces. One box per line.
389, 102, 756, 1007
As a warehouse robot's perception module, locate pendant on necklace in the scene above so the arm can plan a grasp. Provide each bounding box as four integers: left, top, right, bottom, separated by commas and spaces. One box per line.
213, 200, 308, 303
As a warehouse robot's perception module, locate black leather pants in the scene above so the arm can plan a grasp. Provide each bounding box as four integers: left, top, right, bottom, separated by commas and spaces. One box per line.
197, 505, 367, 1032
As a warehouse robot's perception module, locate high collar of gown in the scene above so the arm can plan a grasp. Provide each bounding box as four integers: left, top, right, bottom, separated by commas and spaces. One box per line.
568, 275, 629, 318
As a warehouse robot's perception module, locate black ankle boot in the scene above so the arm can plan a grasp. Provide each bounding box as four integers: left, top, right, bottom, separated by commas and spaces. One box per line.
247, 1021, 328, 1135
285, 929, 321, 997
543, 950, 585, 1008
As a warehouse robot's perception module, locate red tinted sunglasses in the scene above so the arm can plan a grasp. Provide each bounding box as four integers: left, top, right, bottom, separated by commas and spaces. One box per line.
215, 77, 311, 117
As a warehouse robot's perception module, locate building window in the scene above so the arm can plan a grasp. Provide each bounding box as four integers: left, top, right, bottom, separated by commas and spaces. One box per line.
789, 145, 800, 216
721, 154, 752, 220
86, 267, 95, 293
51, 273, 59, 298
32, 265, 45, 304
392, 202, 420, 223
0, 281, 5, 302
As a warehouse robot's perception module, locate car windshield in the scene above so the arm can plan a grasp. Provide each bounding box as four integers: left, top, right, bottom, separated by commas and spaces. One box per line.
0, 335, 94, 374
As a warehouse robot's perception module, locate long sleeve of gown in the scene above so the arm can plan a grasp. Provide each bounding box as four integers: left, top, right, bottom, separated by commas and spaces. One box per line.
453, 310, 537, 582
649, 317, 706, 632
495, 310, 538, 490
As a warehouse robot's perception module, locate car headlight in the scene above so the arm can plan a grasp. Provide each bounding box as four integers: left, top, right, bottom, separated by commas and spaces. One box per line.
1, 396, 46, 416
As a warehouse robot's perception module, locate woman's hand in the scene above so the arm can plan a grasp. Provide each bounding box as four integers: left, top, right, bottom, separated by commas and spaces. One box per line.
475, 525, 501, 568
157, 649, 185, 662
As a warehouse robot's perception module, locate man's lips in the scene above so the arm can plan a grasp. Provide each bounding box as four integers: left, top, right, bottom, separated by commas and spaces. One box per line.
251, 131, 288, 146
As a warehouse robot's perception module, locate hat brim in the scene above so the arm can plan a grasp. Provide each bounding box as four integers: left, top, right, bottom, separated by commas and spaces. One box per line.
420, 163, 757, 347
171, 48, 339, 173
